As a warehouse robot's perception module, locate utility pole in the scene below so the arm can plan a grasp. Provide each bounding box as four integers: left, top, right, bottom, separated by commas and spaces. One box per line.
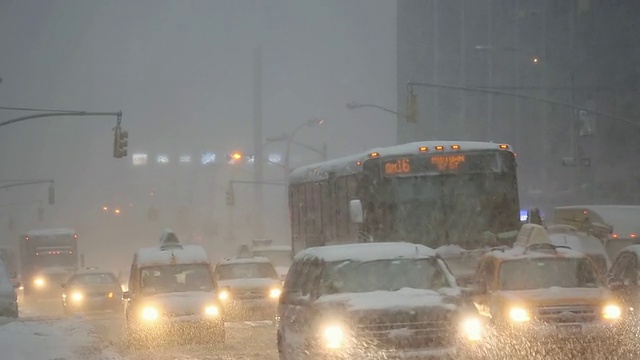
253, 45, 264, 237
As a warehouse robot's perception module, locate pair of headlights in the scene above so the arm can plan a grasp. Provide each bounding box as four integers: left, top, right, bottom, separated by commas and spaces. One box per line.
65, 291, 115, 302
320, 316, 484, 350
218, 288, 281, 301
140, 305, 220, 321
508, 304, 622, 323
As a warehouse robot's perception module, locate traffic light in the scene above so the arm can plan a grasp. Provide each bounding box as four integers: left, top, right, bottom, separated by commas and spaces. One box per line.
113, 126, 129, 158
48, 185, 55, 205
225, 188, 235, 206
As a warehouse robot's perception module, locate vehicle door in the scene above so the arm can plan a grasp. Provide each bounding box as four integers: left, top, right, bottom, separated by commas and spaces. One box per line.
279, 257, 322, 355
472, 257, 496, 318
609, 252, 640, 307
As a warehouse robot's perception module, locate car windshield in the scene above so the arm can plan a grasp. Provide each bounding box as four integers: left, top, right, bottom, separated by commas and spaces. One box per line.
499, 257, 600, 290
319, 258, 450, 295
69, 273, 117, 286
140, 264, 214, 294
252, 250, 291, 267
216, 262, 279, 280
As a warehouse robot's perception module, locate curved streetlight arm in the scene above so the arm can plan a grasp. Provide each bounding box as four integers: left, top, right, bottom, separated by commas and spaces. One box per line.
0, 111, 123, 129
347, 103, 407, 119
0, 179, 53, 190
406, 81, 640, 127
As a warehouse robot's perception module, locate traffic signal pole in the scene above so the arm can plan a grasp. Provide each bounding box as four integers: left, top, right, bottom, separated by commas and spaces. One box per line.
0, 111, 123, 128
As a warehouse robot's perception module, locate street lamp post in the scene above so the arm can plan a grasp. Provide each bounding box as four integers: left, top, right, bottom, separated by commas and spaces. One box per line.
283, 117, 324, 182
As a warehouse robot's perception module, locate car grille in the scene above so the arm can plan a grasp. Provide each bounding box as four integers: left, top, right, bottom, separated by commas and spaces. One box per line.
86, 291, 109, 297
536, 305, 599, 323
231, 288, 267, 300
355, 310, 456, 350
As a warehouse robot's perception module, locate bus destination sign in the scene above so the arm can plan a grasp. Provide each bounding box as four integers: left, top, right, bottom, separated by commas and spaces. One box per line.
382, 154, 477, 176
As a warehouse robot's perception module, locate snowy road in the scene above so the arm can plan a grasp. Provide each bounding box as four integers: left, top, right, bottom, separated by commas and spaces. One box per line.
13, 300, 279, 360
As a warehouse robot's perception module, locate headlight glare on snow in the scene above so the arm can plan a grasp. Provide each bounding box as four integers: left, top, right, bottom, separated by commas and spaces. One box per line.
602, 304, 622, 320
269, 288, 282, 299
509, 307, 531, 322
322, 325, 346, 349
461, 317, 482, 341
33, 277, 45, 287
205, 305, 220, 317
71, 292, 83, 302
218, 290, 230, 301
141, 307, 159, 321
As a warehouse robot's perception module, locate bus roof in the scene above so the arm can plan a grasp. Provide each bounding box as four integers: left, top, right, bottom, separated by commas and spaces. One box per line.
289, 140, 512, 183
555, 205, 640, 237
25, 228, 75, 237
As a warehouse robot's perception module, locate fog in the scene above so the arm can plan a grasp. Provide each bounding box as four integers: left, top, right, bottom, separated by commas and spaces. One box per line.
0, 0, 395, 271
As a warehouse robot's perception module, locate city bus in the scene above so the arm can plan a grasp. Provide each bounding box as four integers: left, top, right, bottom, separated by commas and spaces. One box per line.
288, 141, 521, 256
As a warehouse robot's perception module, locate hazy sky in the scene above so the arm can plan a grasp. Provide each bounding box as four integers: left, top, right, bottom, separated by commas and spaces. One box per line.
0, 0, 396, 242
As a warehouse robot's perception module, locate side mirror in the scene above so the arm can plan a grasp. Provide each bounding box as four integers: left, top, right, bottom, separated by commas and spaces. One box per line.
349, 199, 364, 224
60, 283, 66, 289
607, 277, 624, 291
122, 291, 131, 300
8, 272, 17, 279
13, 282, 20, 289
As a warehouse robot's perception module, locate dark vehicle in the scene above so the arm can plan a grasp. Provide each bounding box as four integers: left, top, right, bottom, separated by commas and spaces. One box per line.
607, 245, 640, 311
0, 259, 19, 318
277, 242, 482, 359
62, 269, 123, 315
19, 229, 78, 300
123, 230, 225, 345
214, 255, 282, 323
289, 141, 520, 255
0, 246, 19, 288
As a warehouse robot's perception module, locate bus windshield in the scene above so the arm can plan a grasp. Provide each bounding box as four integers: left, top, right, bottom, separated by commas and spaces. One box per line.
367, 152, 519, 248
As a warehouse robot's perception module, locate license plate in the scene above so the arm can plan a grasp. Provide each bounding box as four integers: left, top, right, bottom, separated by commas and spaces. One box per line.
557, 324, 582, 333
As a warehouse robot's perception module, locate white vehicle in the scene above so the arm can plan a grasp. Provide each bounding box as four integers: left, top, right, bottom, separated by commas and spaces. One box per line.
123, 230, 224, 345
250, 239, 292, 281
277, 242, 482, 359
0, 259, 19, 318
214, 255, 282, 322
548, 224, 611, 274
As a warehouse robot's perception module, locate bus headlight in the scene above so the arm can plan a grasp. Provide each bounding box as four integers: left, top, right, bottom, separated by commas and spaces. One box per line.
461, 317, 482, 341
322, 325, 346, 349
205, 305, 220, 317
141, 307, 159, 321
269, 288, 282, 299
218, 290, 230, 301
33, 277, 45, 288
71, 292, 83, 302
602, 304, 622, 320
509, 307, 531, 322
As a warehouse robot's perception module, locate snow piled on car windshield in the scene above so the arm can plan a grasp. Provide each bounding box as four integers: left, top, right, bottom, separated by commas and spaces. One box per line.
295, 242, 436, 262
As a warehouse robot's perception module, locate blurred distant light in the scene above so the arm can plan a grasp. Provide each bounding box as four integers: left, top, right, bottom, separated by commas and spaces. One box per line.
179, 155, 192, 163
201, 152, 216, 165
157, 155, 169, 164
268, 153, 282, 164
246, 155, 255, 164
132, 153, 148, 166
520, 210, 529, 222
114, 208, 121, 215
102, 206, 109, 212
231, 152, 243, 161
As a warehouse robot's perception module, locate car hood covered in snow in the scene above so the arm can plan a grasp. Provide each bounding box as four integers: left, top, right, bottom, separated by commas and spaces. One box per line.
218, 278, 281, 290
316, 288, 458, 313
496, 287, 612, 307
142, 291, 218, 314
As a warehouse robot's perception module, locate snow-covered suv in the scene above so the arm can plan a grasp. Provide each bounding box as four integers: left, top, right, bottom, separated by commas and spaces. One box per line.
276, 242, 482, 359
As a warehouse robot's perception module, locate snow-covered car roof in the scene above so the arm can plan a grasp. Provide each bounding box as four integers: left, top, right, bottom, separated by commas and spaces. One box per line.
135, 244, 210, 267
25, 228, 75, 237
295, 242, 437, 263
70, 269, 117, 277
289, 140, 513, 182
615, 244, 640, 260
218, 256, 273, 265
548, 225, 609, 257
485, 246, 587, 261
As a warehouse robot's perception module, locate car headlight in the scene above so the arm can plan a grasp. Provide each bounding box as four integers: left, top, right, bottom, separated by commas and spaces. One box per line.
509, 307, 531, 322
269, 288, 282, 299
461, 317, 482, 341
33, 277, 45, 287
322, 325, 346, 349
141, 307, 159, 321
602, 304, 622, 320
71, 292, 83, 302
205, 305, 220, 317
218, 290, 230, 301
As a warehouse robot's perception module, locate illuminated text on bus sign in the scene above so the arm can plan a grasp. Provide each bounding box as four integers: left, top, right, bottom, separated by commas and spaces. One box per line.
384, 158, 411, 175
430, 155, 466, 171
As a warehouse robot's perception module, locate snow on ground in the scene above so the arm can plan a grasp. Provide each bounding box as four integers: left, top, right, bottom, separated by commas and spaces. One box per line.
0, 316, 122, 360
